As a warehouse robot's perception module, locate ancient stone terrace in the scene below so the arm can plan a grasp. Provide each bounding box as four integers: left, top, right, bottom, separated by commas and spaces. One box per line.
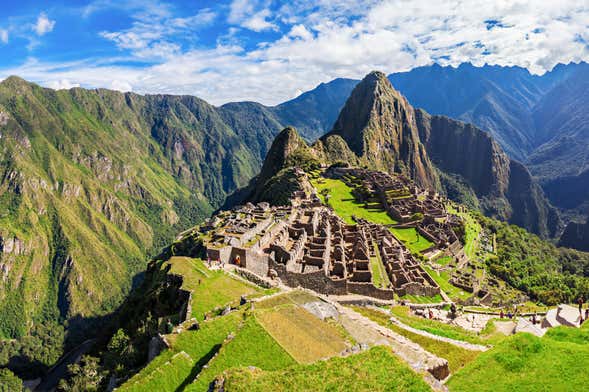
200, 195, 440, 300
327, 167, 462, 254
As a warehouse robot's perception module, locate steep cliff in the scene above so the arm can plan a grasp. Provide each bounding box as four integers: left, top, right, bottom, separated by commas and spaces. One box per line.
324, 71, 439, 189
415, 110, 559, 238
560, 219, 589, 252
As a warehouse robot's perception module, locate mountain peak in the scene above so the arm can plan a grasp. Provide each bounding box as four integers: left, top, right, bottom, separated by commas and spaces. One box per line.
325, 71, 438, 189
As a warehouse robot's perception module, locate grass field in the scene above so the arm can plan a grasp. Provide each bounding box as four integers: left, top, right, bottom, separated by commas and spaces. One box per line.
447, 205, 481, 260
311, 178, 433, 255
448, 323, 589, 391
256, 304, 349, 363
389, 306, 497, 345
400, 294, 444, 304
120, 311, 245, 391
187, 317, 296, 391
434, 256, 453, 266
312, 178, 396, 225
423, 265, 472, 301
166, 257, 262, 321
370, 241, 390, 288
255, 290, 319, 310
353, 307, 480, 373
223, 346, 431, 392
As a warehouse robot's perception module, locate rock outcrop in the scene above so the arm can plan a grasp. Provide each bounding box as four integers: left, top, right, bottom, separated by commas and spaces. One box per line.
559, 219, 589, 252
415, 110, 560, 238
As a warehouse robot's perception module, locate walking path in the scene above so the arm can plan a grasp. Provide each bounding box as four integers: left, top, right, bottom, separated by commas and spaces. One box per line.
335, 305, 449, 391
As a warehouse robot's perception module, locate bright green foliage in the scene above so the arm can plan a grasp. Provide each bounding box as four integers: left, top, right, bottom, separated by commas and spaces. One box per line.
166, 257, 261, 321
0, 368, 23, 392
187, 317, 296, 391
423, 266, 472, 302
311, 177, 433, 254
120, 311, 244, 390
388, 306, 499, 345
479, 213, 589, 304
312, 177, 396, 225
448, 324, 589, 391
57, 355, 104, 392
370, 241, 390, 288
223, 346, 431, 392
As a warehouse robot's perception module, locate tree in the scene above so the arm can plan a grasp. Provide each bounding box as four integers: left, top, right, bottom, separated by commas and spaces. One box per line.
57, 356, 104, 392
0, 368, 23, 392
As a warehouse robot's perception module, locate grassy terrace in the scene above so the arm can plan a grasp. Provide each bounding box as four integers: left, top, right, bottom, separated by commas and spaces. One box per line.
311, 177, 433, 255
423, 265, 472, 302
223, 346, 431, 392
370, 241, 390, 288
256, 301, 349, 363
388, 306, 504, 345
187, 316, 296, 391
447, 205, 481, 260
119, 311, 246, 391
448, 323, 589, 391
352, 307, 480, 373
166, 257, 268, 321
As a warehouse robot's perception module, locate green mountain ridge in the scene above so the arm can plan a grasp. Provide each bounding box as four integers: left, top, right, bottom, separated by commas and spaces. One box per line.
0, 77, 282, 372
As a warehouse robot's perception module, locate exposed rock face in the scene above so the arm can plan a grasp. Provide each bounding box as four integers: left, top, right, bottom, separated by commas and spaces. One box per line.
325, 71, 439, 190
415, 110, 560, 237
245, 127, 316, 205
559, 220, 589, 252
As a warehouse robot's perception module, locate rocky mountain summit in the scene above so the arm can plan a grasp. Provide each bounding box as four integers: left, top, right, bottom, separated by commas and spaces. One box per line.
248, 71, 559, 238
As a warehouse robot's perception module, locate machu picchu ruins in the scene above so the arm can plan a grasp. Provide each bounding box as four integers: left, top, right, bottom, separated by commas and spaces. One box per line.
195, 167, 476, 301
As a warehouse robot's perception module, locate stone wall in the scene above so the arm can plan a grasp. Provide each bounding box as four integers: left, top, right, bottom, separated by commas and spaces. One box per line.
347, 282, 395, 300
399, 282, 440, 297
270, 259, 347, 295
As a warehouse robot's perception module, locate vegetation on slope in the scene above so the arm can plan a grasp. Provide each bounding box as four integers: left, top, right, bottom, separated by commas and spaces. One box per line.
448, 323, 589, 391
222, 345, 431, 392
478, 213, 589, 304
187, 316, 296, 391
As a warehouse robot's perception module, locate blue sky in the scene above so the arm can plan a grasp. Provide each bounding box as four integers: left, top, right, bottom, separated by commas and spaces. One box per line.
0, 0, 588, 105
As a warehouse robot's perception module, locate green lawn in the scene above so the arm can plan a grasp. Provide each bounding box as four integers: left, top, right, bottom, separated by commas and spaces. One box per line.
389, 227, 434, 255
400, 294, 444, 304
223, 346, 431, 392
187, 317, 296, 391
423, 265, 472, 301
370, 241, 391, 288
448, 323, 589, 391
389, 306, 497, 345
256, 304, 349, 363
353, 307, 480, 373
120, 311, 245, 391
312, 178, 396, 225
435, 256, 453, 266
311, 178, 433, 255
447, 205, 481, 260
166, 257, 264, 321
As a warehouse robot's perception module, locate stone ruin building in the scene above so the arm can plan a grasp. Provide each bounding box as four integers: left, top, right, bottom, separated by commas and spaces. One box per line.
201, 195, 440, 300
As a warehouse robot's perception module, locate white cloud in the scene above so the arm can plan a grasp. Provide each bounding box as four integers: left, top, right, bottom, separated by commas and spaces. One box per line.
0, 30, 7, 44
3, 1, 589, 106
34, 12, 55, 36
46, 79, 80, 90
228, 0, 277, 31
242, 9, 277, 32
